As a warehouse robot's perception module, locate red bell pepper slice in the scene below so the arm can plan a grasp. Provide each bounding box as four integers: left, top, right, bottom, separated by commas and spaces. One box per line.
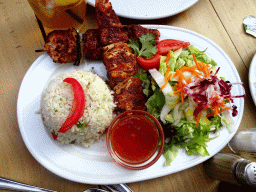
58, 78, 86, 133
52, 132, 58, 140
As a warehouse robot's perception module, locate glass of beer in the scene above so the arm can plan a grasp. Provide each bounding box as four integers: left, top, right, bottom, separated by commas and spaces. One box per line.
27, 0, 87, 31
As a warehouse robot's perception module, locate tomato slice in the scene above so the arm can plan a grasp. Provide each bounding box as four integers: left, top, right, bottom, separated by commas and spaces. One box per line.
58, 78, 86, 133
137, 53, 161, 70
157, 39, 190, 55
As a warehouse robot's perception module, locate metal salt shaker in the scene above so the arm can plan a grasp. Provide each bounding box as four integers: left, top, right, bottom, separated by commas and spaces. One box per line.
203, 153, 256, 187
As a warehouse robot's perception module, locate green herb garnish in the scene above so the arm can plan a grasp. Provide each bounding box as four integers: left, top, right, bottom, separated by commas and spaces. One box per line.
128, 33, 158, 57
76, 122, 87, 129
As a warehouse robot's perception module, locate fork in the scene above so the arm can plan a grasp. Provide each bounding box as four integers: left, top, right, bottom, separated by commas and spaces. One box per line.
0, 177, 133, 192
0, 177, 56, 192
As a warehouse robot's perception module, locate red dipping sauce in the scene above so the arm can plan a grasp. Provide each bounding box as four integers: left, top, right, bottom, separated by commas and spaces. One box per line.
111, 114, 159, 164
106, 110, 165, 170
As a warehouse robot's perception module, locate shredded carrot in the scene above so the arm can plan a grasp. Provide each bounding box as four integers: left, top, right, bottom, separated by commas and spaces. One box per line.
160, 66, 172, 91
170, 53, 212, 103
174, 88, 182, 94
160, 73, 173, 91
206, 99, 230, 117
166, 73, 173, 82
180, 66, 202, 77
187, 76, 192, 84
191, 53, 211, 78
195, 111, 203, 128
201, 61, 210, 78
174, 70, 188, 84
192, 53, 200, 68
161, 52, 214, 109
172, 69, 190, 102
166, 51, 171, 63
219, 107, 231, 113
180, 91, 184, 102
161, 53, 212, 95
166, 65, 170, 74
213, 105, 219, 116
164, 67, 171, 84
219, 102, 225, 108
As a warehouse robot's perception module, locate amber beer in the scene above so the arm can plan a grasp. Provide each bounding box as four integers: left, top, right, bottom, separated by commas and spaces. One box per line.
28, 0, 87, 30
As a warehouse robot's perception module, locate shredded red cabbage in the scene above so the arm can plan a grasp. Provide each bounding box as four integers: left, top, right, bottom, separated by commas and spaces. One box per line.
183, 68, 245, 118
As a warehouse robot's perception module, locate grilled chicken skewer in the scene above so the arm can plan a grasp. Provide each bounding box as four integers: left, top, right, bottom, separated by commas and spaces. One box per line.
36, 0, 160, 113
36, 28, 81, 65
82, 29, 103, 60
102, 42, 138, 87
124, 24, 160, 44
95, 0, 129, 45
103, 42, 147, 112
81, 24, 161, 61
95, 0, 147, 113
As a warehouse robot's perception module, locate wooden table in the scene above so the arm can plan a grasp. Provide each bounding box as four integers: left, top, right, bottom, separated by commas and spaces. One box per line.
1, 0, 256, 191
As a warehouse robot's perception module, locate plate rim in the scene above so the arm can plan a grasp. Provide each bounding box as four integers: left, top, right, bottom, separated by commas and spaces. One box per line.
17, 25, 244, 184
86, 0, 199, 20
249, 53, 256, 106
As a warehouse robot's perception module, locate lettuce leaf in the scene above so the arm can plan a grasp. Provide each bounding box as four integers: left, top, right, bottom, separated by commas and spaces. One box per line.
145, 87, 165, 119
144, 44, 226, 166
187, 45, 217, 66
163, 121, 213, 165
163, 145, 179, 166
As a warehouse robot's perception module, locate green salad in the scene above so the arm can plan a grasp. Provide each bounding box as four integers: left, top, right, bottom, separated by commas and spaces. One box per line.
135, 44, 244, 166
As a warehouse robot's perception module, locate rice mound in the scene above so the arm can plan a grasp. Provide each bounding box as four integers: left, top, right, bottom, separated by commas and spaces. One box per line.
40, 70, 116, 147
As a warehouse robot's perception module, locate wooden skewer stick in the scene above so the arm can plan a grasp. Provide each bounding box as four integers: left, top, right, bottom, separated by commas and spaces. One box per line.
35, 49, 47, 52
65, 9, 84, 24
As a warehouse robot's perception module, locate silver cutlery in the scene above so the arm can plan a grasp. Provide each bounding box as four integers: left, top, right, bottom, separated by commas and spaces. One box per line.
0, 177, 133, 192
104, 184, 133, 192
84, 188, 109, 192
85, 184, 133, 192
0, 177, 56, 192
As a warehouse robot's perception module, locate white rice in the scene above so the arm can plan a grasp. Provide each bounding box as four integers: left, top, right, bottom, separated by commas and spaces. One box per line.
40, 70, 116, 147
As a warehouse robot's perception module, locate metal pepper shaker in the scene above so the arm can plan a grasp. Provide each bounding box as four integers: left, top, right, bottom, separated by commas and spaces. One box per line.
203, 153, 256, 187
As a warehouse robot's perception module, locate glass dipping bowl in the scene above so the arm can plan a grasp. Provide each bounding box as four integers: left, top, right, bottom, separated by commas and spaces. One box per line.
106, 110, 165, 170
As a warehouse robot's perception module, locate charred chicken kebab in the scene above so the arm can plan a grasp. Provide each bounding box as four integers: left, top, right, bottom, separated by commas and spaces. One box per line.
37, 0, 160, 113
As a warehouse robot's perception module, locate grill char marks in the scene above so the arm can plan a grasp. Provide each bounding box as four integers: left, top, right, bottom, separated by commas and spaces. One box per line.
95, 0, 129, 45
123, 24, 161, 43
44, 29, 79, 64
82, 29, 103, 60
95, 0, 147, 113
82, 24, 161, 60
103, 42, 138, 88
113, 76, 147, 112
95, 0, 123, 29
99, 27, 129, 46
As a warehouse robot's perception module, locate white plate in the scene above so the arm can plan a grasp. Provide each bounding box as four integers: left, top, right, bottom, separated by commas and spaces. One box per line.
87, 0, 199, 20
249, 53, 256, 105
17, 25, 244, 184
